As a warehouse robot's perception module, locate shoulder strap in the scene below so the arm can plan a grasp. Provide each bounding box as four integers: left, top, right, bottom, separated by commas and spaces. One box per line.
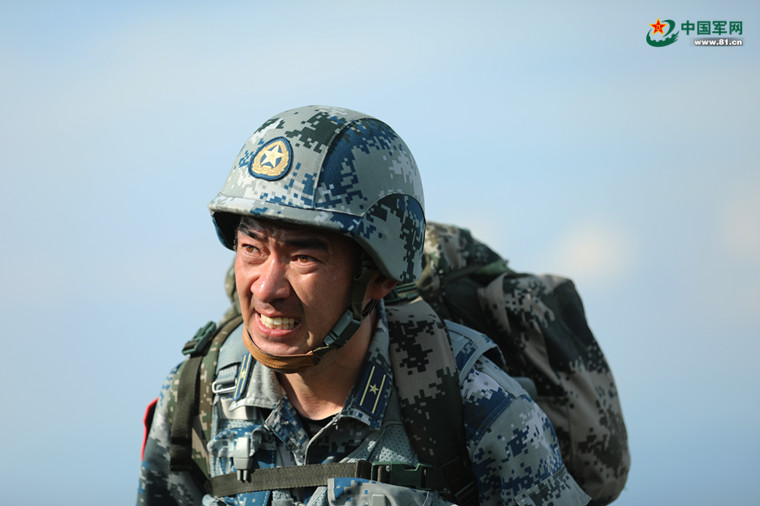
385, 297, 478, 506
169, 315, 244, 478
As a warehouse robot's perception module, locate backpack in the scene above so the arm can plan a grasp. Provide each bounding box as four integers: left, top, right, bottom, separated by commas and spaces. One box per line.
162, 222, 629, 504
392, 223, 630, 504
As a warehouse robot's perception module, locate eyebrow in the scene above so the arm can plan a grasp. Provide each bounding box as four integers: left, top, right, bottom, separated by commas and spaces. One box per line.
239, 228, 329, 252
283, 237, 329, 252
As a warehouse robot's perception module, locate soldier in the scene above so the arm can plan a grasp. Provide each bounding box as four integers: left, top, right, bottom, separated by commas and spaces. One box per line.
138, 105, 591, 505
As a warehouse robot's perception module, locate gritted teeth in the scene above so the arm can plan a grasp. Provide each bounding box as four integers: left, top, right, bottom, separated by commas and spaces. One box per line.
260, 314, 299, 330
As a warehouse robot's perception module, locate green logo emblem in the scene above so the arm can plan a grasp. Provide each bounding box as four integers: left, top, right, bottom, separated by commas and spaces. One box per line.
647, 18, 679, 47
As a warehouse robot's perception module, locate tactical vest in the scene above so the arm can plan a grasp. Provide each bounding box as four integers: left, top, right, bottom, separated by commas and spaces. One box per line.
166, 297, 483, 504
161, 222, 630, 505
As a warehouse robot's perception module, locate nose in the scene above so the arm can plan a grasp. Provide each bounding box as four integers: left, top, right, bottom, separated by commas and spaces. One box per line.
252, 255, 292, 303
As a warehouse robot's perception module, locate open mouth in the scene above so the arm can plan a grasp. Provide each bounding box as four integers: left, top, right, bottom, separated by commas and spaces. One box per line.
259, 314, 300, 330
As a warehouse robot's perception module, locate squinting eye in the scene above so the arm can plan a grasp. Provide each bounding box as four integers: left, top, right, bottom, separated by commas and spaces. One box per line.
295, 255, 312, 264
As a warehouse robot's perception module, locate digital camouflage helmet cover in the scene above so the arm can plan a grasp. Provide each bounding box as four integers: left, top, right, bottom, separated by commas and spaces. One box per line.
208, 105, 426, 370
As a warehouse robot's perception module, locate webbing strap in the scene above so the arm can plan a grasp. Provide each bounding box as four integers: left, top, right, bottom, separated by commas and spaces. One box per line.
205, 461, 448, 497
169, 355, 202, 470
206, 462, 371, 496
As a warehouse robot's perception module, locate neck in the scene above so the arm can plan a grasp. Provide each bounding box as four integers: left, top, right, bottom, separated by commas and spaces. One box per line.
278, 308, 377, 420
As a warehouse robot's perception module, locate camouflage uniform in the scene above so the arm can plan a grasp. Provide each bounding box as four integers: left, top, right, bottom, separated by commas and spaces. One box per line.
137, 106, 592, 505
138, 302, 589, 505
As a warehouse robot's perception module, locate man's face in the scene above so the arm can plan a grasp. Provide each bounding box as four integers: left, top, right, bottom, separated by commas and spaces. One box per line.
234, 220, 359, 358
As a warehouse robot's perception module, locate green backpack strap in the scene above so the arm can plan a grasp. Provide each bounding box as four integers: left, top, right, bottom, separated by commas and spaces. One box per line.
385, 297, 479, 506
169, 315, 244, 479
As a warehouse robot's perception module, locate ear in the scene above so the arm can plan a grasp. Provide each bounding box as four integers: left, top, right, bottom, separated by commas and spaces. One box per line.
367, 272, 397, 301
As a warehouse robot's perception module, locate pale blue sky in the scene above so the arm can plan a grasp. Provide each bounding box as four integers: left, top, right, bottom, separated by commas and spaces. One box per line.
1, 1, 758, 504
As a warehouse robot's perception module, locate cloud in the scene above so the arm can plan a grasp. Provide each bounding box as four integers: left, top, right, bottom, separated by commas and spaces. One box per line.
720, 180, 760, 265
708, 178, 760, 324
549, 221, 636, 289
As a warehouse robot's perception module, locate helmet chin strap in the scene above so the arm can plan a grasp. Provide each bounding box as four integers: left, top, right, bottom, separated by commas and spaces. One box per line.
243, 258, 378, 373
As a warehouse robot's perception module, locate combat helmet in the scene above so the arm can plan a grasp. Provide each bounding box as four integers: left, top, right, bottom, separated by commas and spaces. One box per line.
208, 105, 425, 371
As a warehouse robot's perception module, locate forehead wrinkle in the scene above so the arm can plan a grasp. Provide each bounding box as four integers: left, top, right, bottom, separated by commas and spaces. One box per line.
239, 227, 262, 240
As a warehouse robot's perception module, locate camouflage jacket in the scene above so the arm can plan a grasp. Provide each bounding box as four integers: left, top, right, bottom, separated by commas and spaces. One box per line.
138, 304, 589, 505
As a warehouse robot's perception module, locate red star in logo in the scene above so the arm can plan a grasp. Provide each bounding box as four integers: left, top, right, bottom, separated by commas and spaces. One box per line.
650, 18, 667, 35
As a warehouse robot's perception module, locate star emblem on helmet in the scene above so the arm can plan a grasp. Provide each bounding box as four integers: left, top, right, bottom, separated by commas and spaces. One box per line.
260, 144, 284, 168
249, 138, 293, 180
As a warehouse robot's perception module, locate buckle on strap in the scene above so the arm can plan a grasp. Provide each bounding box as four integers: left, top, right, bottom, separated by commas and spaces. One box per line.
384, 282, 419, 304
370, 462, 438, 490
182, 321, 217, 356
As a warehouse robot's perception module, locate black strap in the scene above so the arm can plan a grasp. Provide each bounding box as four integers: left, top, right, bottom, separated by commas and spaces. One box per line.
440, 457, 480, 506
205, 461, 447, 497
